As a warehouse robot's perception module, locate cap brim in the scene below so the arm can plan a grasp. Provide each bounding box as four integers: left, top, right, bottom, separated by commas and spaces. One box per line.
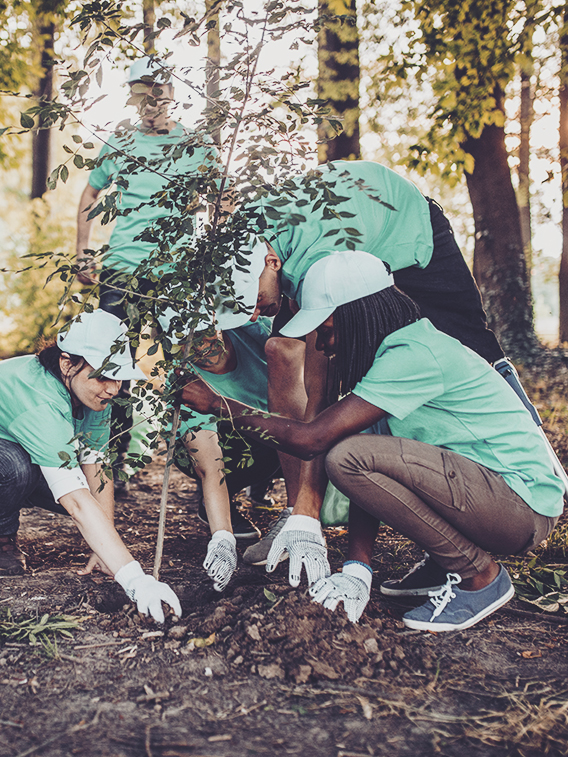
84, 353, 147, 382
215, 278, 259, 331
279, 305, 335, 339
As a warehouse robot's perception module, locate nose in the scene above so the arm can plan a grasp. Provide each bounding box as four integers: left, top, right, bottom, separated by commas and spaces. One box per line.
105, 380, 121, 397
315, 334, 325, 352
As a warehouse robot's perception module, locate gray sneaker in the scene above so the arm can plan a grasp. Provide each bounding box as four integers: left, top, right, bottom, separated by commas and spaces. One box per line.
403, 566, 514, 632
380, 554, 448, 597
243, 508, 292, 566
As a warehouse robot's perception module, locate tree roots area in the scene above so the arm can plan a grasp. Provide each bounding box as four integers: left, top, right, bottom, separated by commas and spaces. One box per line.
2, 433, 568, 755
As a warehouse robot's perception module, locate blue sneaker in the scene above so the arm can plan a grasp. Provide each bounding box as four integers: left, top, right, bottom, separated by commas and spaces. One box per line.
403, 566, 514, 632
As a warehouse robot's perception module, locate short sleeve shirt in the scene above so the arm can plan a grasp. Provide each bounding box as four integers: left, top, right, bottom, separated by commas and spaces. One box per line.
352, 319, 564, 517
0, 356, 111, 467
179, 319, 271, 437
89, 124, 220, 273
254, 161, 434, 302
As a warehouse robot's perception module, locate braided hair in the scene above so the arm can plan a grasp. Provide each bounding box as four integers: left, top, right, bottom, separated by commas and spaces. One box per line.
331, 286, 421, 399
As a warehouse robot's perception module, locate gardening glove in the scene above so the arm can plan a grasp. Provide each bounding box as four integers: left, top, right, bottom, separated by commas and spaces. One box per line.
203, 530, 237, 592
115, 561, 182, 623
309, 561, 372, 623
266, 514, 330, 588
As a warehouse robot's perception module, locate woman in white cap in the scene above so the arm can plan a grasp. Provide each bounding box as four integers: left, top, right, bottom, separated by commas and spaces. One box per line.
178, 251, 563, 632
0, 309, 181, 623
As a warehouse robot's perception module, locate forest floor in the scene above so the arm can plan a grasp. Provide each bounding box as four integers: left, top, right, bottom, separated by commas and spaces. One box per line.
1, 364, 568, 757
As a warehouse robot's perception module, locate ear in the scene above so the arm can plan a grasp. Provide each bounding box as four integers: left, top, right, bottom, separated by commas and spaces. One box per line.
264, 244, 282, 271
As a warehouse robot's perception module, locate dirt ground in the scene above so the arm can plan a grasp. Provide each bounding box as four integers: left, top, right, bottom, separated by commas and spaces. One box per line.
2, 365, 568, 757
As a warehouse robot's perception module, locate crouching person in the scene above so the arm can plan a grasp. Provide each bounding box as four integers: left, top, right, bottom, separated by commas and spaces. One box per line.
178, 252, 564, 632
160, 311, 287, 592
0, 310, 181, 623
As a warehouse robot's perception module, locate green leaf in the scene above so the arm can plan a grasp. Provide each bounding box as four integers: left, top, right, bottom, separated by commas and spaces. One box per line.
60, 165, 69, 183
264, 588, 278, 603
20, 113, 34, 129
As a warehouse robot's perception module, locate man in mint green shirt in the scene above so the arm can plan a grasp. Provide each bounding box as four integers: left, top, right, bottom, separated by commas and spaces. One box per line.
75, 57, 220, 483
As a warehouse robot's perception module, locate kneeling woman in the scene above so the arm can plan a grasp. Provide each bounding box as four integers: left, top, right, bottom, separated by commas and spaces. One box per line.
0, 310, 181, 623
179, 252, 563, 632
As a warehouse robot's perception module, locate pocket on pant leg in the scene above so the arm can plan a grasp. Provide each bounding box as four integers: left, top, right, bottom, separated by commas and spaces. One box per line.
403, 448, 466, 511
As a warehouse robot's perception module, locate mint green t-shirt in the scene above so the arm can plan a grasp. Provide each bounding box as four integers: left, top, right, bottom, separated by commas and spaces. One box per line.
179, 319, 271, 437
89, 124, 219, 273
0, 356, 111, 467
254, 161, 434, 302
351, 319, 564, 517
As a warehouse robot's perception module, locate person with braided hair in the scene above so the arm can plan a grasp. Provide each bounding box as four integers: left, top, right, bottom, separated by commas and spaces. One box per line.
178, 251, 563, 632
218, 160, 509, 574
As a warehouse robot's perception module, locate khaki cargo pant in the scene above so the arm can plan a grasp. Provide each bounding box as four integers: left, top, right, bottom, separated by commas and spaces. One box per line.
325, 435, 559, 578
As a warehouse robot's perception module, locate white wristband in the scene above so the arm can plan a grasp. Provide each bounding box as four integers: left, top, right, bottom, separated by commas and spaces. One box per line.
281, 514, 322, 536
115, 560, 144, 586
210, 530, 236, 546
342, 562, 373, 591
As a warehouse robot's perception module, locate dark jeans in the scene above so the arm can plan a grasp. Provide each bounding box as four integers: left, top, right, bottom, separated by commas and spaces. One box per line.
0, 439, 68, 536
99, 268, 173, 464
393, 199, 504, 364
175, 422, 282, 501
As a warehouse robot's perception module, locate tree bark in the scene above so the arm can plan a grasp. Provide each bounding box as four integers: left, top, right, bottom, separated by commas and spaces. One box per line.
518, 68, 533, 275
559, 4, 568, 344
206, 0, 222, 146
317, 0, 360, 163
463, 122, 539, 359
143, 0, 155, 54
30, 19, 55, 199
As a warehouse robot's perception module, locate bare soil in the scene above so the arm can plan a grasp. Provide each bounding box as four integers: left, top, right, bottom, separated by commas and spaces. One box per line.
2, 362, 568, 757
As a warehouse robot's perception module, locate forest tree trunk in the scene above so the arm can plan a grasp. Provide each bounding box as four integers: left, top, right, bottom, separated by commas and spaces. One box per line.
559, 4, 568, 343
463, 121, 539, 359
317, 0, 360, 163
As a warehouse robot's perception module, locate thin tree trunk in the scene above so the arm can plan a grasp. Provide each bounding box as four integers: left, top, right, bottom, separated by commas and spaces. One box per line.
518, 68, 533, 275
143, 0, 155, 54
317, 0, 360, 163
463, 118, 539, 359
30, 19, 55, 199
206, 0, 222, 146
559, 5, 568, 343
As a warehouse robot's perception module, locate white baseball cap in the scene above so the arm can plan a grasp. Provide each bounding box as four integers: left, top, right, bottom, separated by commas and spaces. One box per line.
280, 251, 394, 338
127, 58, 171, 85
57, 310, 147, 381
215, 238, 269, 330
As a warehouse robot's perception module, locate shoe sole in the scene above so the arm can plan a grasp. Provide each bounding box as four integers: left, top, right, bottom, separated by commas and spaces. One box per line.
402, 584, 515, 632
244, 552, 289, 567
197, 512, 260, 542
380, 583, 445, 597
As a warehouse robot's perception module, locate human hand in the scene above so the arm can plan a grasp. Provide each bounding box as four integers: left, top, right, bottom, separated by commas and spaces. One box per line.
309, 562, 372, 623
266, 514, 330, 587
114, 561, 182, 623
203, 530, 237, 591
76, 255, 98, 285
176, 372, 220, 415
77, 552, 113, 577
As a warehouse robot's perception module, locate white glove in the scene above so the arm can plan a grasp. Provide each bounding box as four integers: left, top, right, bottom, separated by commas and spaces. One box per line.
309, 561, 372, 623
266, 514, 330, 587
203, 530, 237, 592
115, 561, 182, 623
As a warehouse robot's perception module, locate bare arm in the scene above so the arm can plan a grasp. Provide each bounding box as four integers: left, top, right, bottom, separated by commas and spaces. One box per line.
179, 375, 385, 462
183, 429, 232, 534
76, 183, 101, 285
77, 462, 115, 576
293, 332, 333, 517
59, 486, 133, 577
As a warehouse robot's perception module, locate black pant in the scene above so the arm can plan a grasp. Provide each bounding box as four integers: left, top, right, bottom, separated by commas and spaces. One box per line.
393, 199, 504, 364
99, 269, 174, 465
174, 422, 281, 501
